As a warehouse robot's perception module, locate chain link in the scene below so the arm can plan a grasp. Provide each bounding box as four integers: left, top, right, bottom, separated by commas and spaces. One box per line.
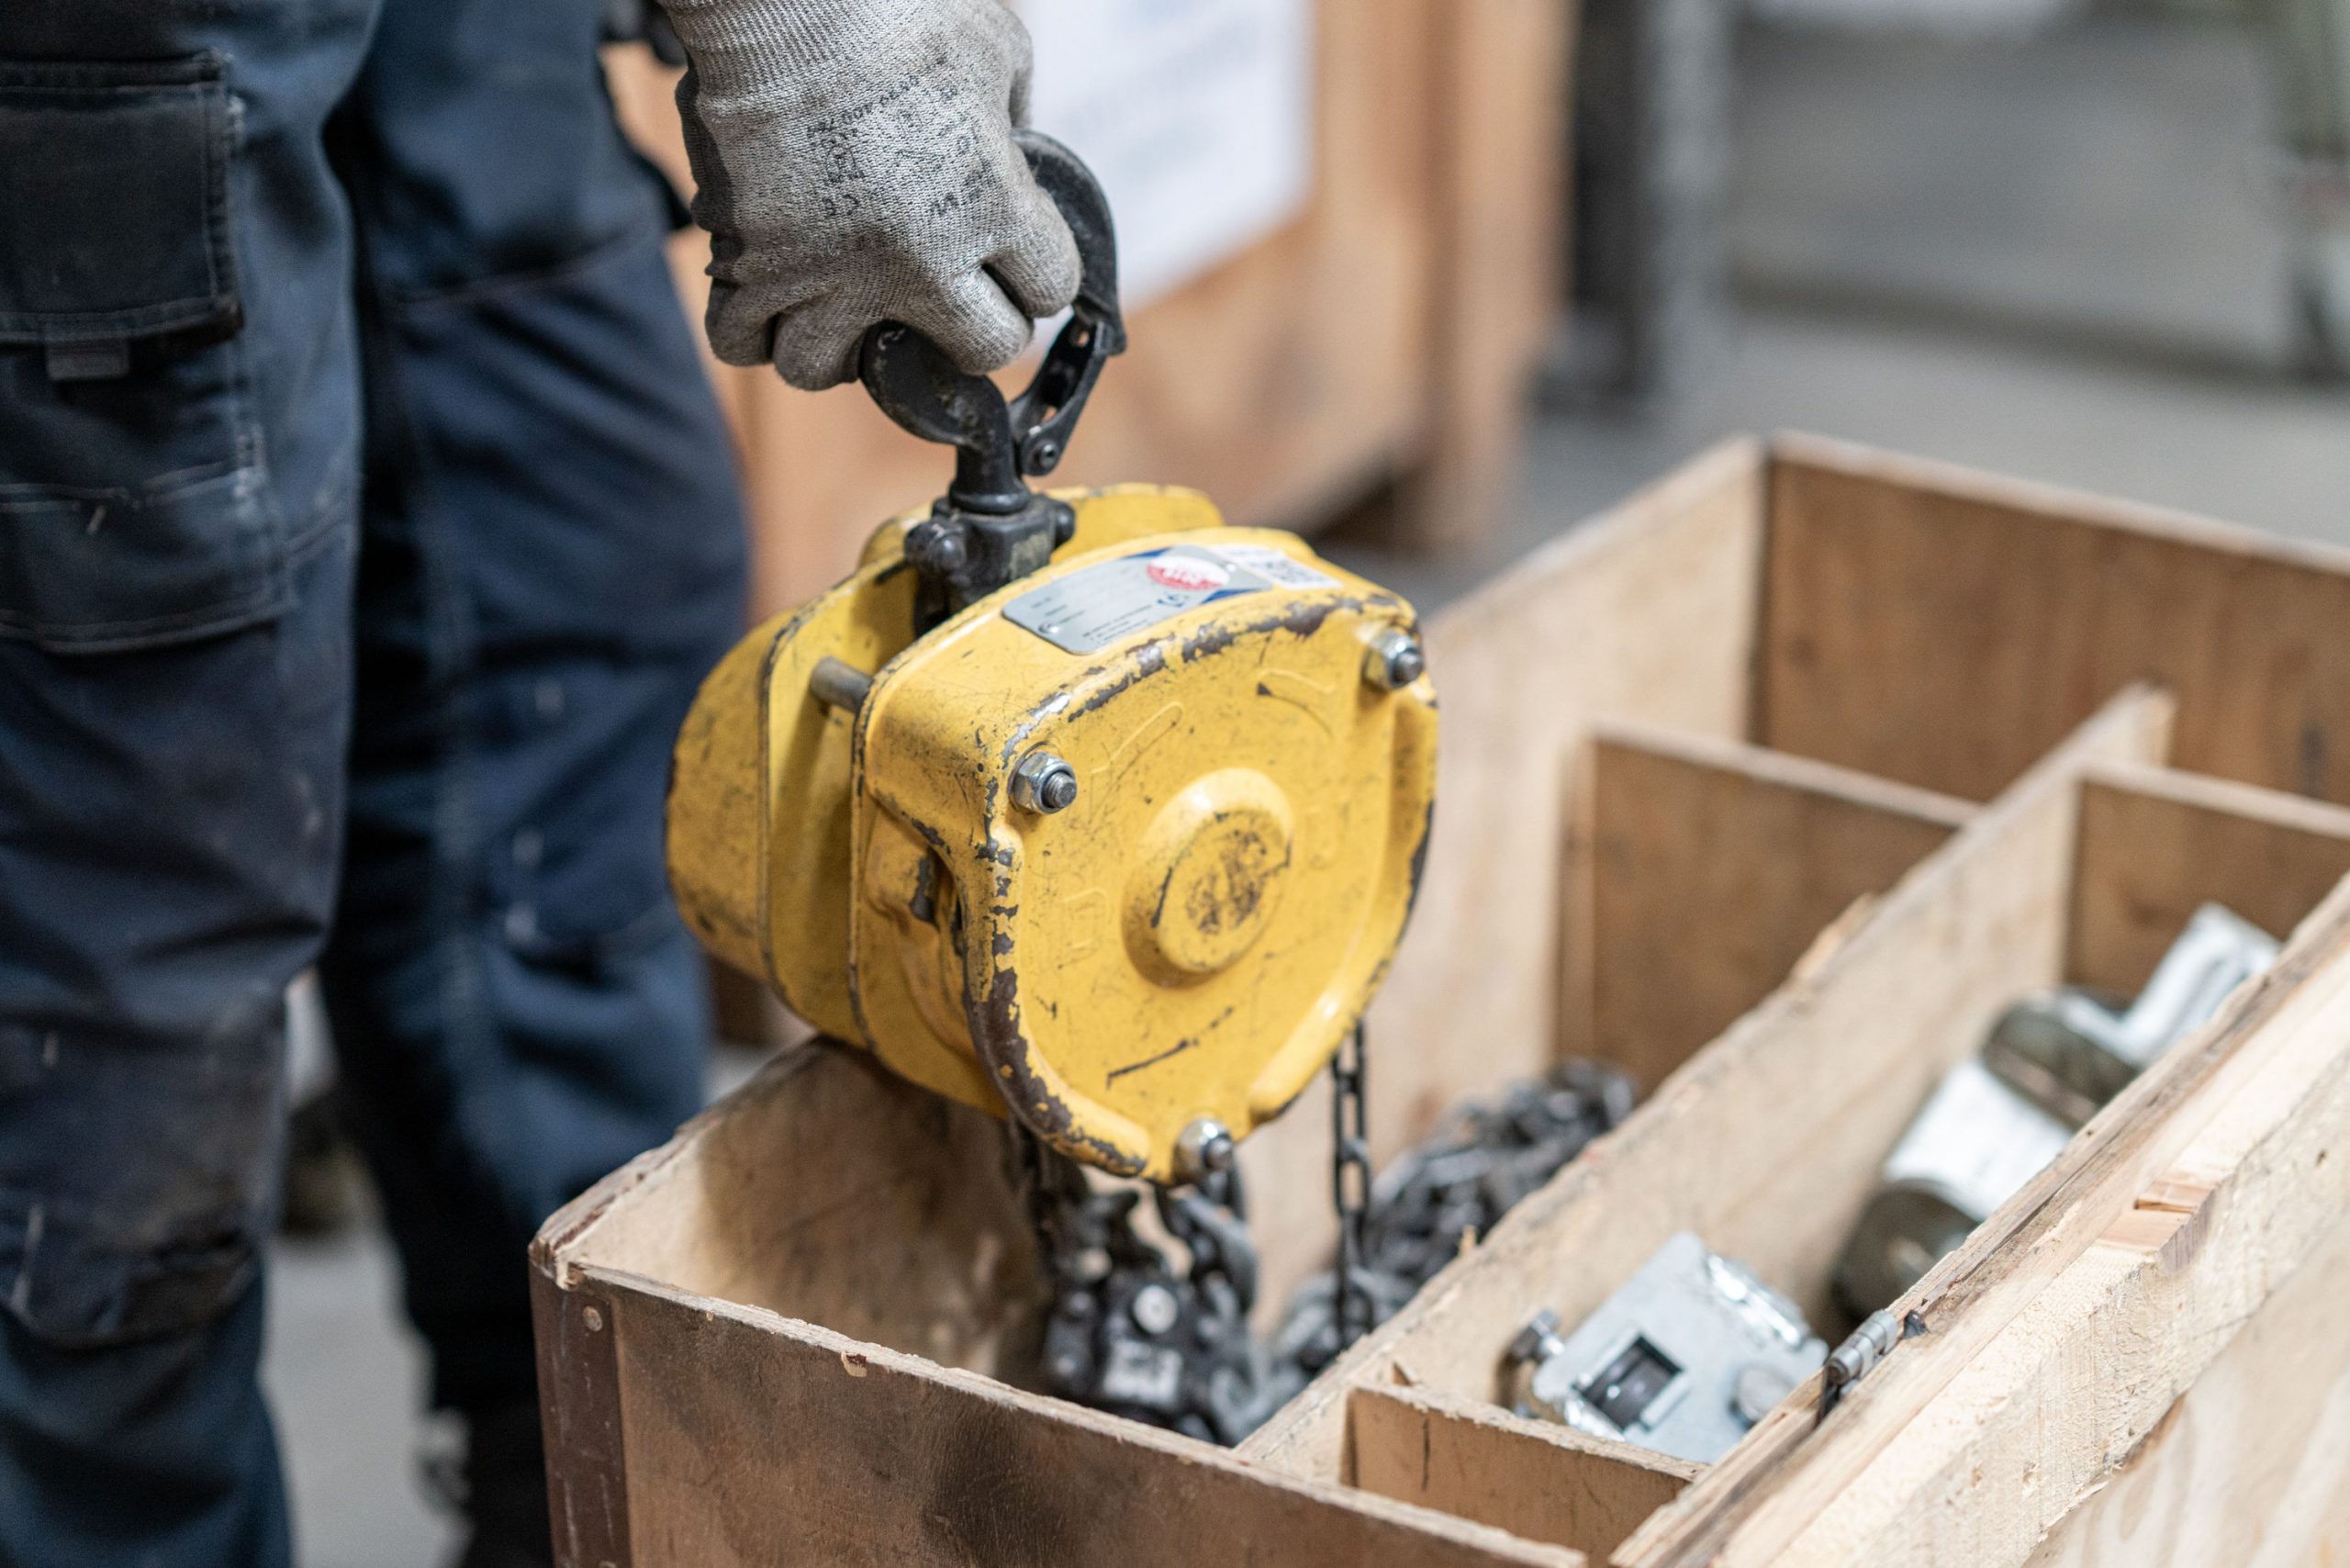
1331, 1023, 1375, 1351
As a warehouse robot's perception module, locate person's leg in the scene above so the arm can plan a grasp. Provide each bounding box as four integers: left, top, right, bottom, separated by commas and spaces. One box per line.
315, 5, 746, 1555
0, 4, 375, 1562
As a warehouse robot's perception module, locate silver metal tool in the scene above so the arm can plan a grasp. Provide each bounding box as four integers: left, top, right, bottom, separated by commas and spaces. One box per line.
1831, 1057, 2076, 1320
1834, 903, 2280, 1320
1982, 903, 2281, 1127
1505, 1232, 1826, 1464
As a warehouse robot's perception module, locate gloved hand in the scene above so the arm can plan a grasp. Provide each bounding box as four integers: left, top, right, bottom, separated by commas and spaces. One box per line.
659, 0, 1083, 391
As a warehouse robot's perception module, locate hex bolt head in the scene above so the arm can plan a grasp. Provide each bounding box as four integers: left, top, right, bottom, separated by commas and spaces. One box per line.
1363, 628, 1427, 692
1012, 750, 1080, 814
1175, 1117, 1237, 1184
1129, 1282, 1181, 1338
1508, 1309, 1565, 1369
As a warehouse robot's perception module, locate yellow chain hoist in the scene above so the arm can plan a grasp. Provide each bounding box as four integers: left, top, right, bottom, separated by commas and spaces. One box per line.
666, 136, 1437, 1191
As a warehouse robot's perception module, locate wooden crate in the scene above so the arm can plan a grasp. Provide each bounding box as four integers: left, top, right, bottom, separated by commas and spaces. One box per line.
603, 0, 1572, 618
533, 436, 2350, 1566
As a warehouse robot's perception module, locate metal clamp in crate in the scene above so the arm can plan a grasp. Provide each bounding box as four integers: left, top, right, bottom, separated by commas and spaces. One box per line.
1505, 1232, 1827, 1464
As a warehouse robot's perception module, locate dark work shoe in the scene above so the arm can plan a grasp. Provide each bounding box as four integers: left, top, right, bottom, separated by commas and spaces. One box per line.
431, 1402, 554, 1568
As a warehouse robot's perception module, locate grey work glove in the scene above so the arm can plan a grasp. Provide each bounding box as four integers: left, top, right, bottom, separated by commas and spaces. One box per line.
661, 0, 1083, 391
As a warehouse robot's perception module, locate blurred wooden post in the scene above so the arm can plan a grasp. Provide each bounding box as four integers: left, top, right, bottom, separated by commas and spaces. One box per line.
1404, 0, 1575, 557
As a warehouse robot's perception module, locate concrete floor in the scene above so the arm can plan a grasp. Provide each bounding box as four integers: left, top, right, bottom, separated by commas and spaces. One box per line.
267, 1231, 453, 1564
264, 17, 2350, 1566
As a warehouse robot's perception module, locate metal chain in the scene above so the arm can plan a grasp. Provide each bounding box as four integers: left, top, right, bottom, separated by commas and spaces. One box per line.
1331, 1023, 1375, 1351
1016, 1126, 1270, 1445
1013, 1046, 1638, 1446
1260, 1057, 1639, 1411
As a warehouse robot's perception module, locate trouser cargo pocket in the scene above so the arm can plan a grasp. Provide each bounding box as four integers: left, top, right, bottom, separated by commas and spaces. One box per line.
0, 51, 286, 652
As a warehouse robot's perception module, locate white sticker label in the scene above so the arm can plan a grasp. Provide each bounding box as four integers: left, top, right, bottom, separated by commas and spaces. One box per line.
1882, 1058, 2076, 1223
1209, 542, 1341, 590
1015, 0, 1315, 308
1006, 543, 1335, 655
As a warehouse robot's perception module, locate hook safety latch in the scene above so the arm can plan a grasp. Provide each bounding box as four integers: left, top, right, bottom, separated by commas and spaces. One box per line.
858, 131, 1127, 630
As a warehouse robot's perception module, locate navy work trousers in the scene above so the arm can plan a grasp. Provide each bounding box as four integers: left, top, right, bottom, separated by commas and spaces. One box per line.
0, 2, 747, 1562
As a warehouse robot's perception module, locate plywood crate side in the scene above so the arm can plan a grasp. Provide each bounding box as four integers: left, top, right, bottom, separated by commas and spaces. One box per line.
2019, 1201, 2350, 1568
1350, 1384, 1699, 1563
532, 1251, 630, 1568
1757, 432, 2350, 807
1574, 723, 1974, 1089
2067, 761, 2350, 995
542, 1046, 1044, 1377
589, 1266, 1584, 1568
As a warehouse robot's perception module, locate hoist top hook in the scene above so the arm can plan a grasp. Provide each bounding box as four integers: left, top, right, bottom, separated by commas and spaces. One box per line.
857, 132, 1128, 629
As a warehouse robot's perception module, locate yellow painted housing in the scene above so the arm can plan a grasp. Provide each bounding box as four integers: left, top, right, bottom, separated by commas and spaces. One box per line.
668, 487, 1437, 1182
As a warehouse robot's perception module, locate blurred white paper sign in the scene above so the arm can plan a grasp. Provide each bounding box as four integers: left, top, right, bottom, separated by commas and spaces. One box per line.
1015, 0, 1315, 308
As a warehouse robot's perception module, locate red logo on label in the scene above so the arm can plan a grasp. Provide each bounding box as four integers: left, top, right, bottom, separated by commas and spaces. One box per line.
1147, 556, 1229, 592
